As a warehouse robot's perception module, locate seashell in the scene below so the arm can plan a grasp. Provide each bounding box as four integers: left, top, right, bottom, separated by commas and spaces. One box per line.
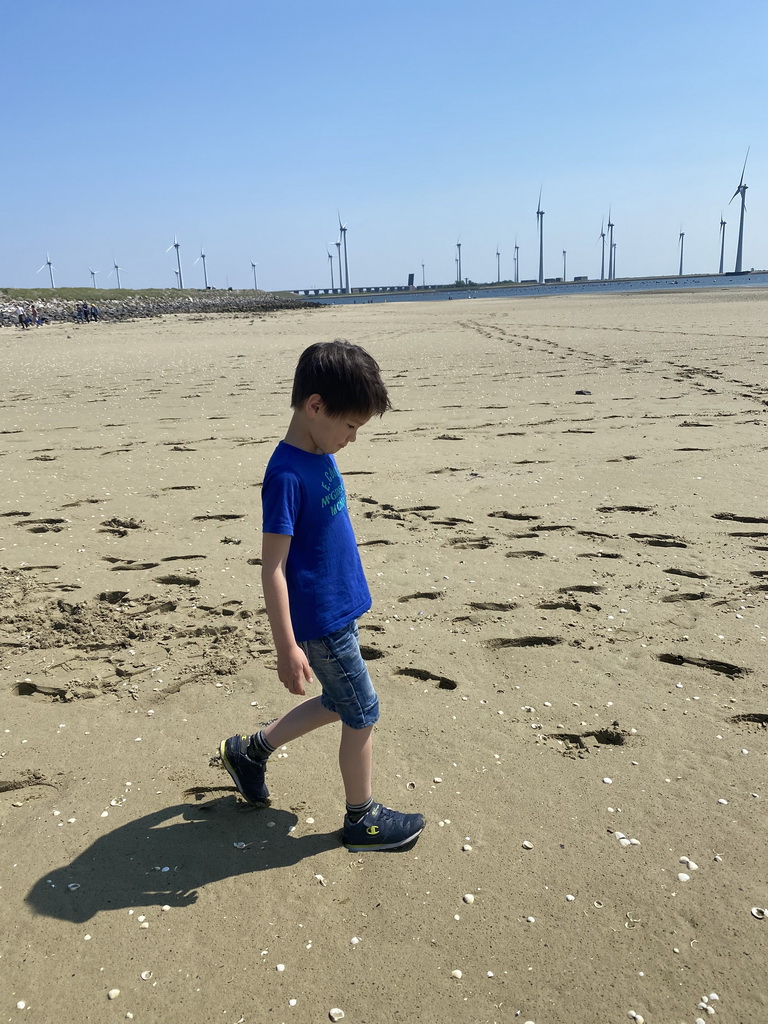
566, 894, 575, 902
233, 842, 247, 849
350, 936, 360, 945
522, 840, 534, 850
406, 781, 416, 790
750, 906, 767, 920
314, 874, 327, 885
16, 1002, 26, 1010
629, 838, 641, 846
526, 916, 535, 923
137, 915, 146, 922
433, 777, 443, 784
677, 872, 690, 882
139, 921, 149, 929
140, 971, 152, 981
603, 777, 613, 784
450, 969, 462, 979
613, 831, 626, 840
329, 1011, 345, 1022
679, 856, 690, 865
709, 993, 719, 1001
462, 844, 472, 852
67, 883, 81, 891
161, 905, 170, 911
276, 964, 285, 972
107, 989, 120, 1000
619, 838, 632, 847
687, 860, 699, 871
717, 798, 728, 805
594, 901, 604, 908
289, 999, 297, 1006
462, 893, 475, 904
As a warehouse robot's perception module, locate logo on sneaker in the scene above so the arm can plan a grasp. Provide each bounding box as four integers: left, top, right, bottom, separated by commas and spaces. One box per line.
366, 826, 380, 836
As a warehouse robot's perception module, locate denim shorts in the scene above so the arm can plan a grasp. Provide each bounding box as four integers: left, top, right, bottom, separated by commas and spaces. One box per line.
298, 620, 379, 730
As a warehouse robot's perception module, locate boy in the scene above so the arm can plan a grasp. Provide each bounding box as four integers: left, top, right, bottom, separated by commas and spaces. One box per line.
220, 340, 425, 851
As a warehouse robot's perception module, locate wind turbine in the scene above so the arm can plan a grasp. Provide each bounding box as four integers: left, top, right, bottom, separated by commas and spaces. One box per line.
513, 236, 519, 283
338, 214, 350, 293
166, 235, 183, 288
562, 250, 567, 282
536, 190, 544, 284
599, 220, 606, 280
194, 248, 209, 289
718, 214, 726, 275
37, 253, 55, 288
496, 245, 500, 283
326, 248, 335, 290
456, 240, 462, 284
109, 259, 122, 289
421, 261, 425, 287
89, 267, 99, 288
611, 242, 617, 278
251, 262, 258, 290
607, 208, 615, 280
730, 148, 749, 273
678, 229, 685, 276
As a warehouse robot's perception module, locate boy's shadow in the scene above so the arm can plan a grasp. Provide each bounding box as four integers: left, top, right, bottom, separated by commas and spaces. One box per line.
26, 794, 341, 925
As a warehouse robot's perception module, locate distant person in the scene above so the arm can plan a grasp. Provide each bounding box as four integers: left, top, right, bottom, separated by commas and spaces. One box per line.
90, 305, 98, 322
17, 304, 28, 328
219, 340, 425, 852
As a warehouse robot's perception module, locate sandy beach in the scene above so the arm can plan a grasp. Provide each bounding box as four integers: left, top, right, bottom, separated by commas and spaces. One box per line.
1, 290, 767, 1024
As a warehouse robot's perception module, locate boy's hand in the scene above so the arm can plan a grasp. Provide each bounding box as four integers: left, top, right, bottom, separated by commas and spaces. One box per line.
277, 644, 314, 696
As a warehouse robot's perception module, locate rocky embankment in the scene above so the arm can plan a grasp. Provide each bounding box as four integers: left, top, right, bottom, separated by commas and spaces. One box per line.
0, 289, 315, 326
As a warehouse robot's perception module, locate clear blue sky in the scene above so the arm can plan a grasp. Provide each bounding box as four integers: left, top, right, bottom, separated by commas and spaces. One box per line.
3, 0, 765, 291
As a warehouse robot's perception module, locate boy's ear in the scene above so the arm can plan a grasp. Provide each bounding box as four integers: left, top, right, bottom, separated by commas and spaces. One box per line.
305, 394, 324, 418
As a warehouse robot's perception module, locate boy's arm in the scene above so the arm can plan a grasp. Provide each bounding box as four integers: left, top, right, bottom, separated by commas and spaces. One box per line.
261, 532, 313, 696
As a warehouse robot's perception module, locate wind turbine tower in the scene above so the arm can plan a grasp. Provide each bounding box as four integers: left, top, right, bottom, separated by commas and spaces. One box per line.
562, 250, 567, 282
89, 267, 98, 288
421, 261, 425, 287
37, 253, 56, 289
607, 209, 615, 280
166, 236, 184, 288
194, 248, 209, 289
251, 262, 258, 290
456, 241, 462, 284
718, 214, 726, 275
327, 248, 335, 290
536, 191, 544, 284
112, 260, 122, 289
730, 149, 749, 273
514, 237, 519, 283
338, 214, 350, 293
496, 245, 500, 283
678, 229, 685, 276
334, 240, 342, 292
599, 220, 606, 280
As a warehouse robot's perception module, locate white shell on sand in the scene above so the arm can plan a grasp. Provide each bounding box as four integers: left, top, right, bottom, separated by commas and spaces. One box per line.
522, 841, 534, 850
107, 989, 120, 1000
140, 971, 152, 981
677, 872, 690, 882
451, 969, 462, 979
329, 1010, 345, 1022
750, 906, 767, 920
463, 893, 475, 904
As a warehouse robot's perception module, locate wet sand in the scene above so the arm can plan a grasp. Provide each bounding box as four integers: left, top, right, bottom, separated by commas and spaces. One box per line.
1, 291, 767, 1023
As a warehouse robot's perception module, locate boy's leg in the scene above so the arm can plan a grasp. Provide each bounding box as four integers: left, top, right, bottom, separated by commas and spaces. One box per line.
220, 696, 338, 805
338, 723, 373, 807
263, 695, 339, 747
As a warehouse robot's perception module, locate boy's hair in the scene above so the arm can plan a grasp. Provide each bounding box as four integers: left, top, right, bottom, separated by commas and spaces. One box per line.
291, 339, 391, 418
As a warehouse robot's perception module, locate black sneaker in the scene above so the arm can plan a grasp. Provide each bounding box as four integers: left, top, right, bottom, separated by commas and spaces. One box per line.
219, 734, 269, 804
341, 802, 425, 851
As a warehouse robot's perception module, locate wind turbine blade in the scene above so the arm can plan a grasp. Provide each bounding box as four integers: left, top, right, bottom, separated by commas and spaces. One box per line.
738, 147, 750, 187
37, 264, 46, 273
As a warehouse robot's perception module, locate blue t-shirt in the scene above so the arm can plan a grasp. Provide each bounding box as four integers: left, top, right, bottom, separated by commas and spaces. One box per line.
261, 441, 372, 642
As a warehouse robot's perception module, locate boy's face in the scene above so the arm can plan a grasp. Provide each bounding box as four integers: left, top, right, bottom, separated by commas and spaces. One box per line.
308, 398, 371, 455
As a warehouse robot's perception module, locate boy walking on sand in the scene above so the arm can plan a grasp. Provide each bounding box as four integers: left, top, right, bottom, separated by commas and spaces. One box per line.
220, 340, 425, 851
